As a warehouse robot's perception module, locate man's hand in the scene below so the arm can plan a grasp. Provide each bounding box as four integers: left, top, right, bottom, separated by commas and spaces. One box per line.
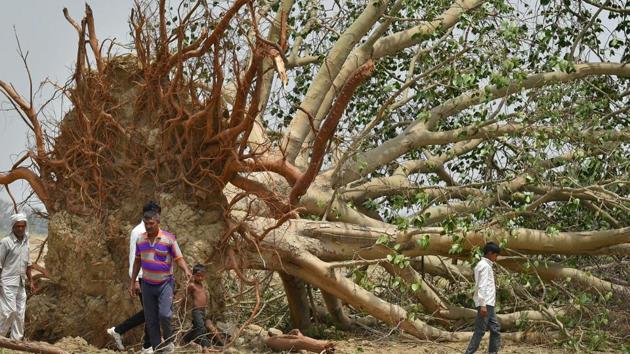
184, 268, 193, 281
175, 257, 193, 281
129, 281, 139, 297
479, 305, 488, 318
29, 282, 36, 294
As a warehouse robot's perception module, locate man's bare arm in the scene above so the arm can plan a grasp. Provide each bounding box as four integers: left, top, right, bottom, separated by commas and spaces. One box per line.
129, 258, 142, 297
175, 257, 192, 279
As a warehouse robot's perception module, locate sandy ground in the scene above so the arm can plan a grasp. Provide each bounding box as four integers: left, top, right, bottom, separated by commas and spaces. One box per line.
334, 337, 569, 354
45, 338, 574, 354
47, 337, 593, 354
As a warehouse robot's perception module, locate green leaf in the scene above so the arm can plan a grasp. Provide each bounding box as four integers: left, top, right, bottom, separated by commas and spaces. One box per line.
416, 234, 431, 249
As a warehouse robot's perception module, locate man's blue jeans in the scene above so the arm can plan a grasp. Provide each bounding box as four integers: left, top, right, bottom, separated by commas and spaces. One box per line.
141, 279, 174, 350
464, 305, 501, 354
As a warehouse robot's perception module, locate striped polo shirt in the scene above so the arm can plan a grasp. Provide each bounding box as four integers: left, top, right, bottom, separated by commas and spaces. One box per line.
135, 229, 183, 285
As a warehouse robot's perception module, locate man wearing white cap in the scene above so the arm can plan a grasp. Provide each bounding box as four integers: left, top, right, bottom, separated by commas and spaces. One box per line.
0, 213, 33, 339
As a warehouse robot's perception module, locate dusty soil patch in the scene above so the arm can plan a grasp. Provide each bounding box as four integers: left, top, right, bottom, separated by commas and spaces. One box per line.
54, 337, 117, 354
1, 332, 615, 353
334, 336, 571, 354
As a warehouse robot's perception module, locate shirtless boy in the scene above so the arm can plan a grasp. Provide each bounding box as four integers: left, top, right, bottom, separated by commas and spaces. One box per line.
182, 264, 211, 351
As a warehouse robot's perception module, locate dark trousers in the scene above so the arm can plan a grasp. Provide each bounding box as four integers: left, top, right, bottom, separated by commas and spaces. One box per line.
114, 279, 151, 349
182, 308, 211, 347
141, 279, 174, 350
464, 305, 501, 354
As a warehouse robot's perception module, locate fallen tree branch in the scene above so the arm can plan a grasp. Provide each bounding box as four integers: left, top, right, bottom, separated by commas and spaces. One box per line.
265, 329, 335, 353
0, 337, 68, 354
289, 60, 375, 206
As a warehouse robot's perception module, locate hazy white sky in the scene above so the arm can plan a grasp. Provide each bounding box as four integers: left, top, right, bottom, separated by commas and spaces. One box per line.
0, 1, 134, 204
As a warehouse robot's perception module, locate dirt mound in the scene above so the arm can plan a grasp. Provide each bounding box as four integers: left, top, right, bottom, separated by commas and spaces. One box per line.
55, 337, 117, 354
334, 338, 571, 354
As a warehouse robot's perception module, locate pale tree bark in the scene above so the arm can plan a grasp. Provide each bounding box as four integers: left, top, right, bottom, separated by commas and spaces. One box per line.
335, 63, 630, 186
281, 0, 390, 164
283, 0, 483, 165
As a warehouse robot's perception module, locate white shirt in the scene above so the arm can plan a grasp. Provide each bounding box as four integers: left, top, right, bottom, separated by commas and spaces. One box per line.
473, 257, 496, 307
129, 221, 145, 280
0, 233, 31, 287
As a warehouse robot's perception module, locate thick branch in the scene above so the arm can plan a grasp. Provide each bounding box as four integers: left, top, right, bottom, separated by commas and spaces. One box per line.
381, 262, 448, 314
372, 0, 483, 59
498, 257, 629, 295
0, 80, 45, 160
281, 0, 389, 164
582, 0, 630, 14
231, 175, 289, 217
289, 60, 375, 205
276, 250, 470, 341
167, 0, 250, 67
296, 0, 480, 168
0, 168, 50, 210
335, 62, 630, 186
84, 4, 104, 73
248, 0, 296, 149
286, 220, 630, 260
0, 337, 68, 354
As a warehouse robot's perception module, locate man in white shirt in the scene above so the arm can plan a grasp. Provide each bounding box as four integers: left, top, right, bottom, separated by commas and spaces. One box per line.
464, 242, 501, 354
107, 201, 161, 353
0, 213, 33, 340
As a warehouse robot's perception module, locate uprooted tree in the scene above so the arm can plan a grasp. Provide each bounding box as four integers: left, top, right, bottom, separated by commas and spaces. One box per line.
1, 0, 629, 350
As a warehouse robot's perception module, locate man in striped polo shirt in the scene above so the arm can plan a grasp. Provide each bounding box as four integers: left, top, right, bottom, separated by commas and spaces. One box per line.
130, 209, 192, 353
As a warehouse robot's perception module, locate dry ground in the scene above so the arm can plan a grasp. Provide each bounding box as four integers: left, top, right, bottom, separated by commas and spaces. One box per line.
0, 336, 603, 354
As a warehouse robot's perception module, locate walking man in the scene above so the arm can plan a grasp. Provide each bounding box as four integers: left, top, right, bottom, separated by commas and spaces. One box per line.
130, 209, 192, 353
464, 242, 501, 354
107, 201, 161, 352
0, 213, 33, 339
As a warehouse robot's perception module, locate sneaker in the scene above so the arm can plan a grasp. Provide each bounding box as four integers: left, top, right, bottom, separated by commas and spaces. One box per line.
106, 327, 124, 351
140, 347, 154, 354
160, 342, 175, 354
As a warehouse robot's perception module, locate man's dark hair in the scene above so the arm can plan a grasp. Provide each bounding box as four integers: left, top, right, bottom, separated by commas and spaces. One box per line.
483, 242, 501, 256
192, 264, 206, 274
143, 201, 162, 213
143, 209, 160, 221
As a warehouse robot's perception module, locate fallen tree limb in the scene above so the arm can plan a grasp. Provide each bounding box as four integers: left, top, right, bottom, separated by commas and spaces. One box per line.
390, 258, 566, 330
439, 306, 568, 330
0, 337, 68, 354
498, 257, 630, 295
265, 329, 335, 353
